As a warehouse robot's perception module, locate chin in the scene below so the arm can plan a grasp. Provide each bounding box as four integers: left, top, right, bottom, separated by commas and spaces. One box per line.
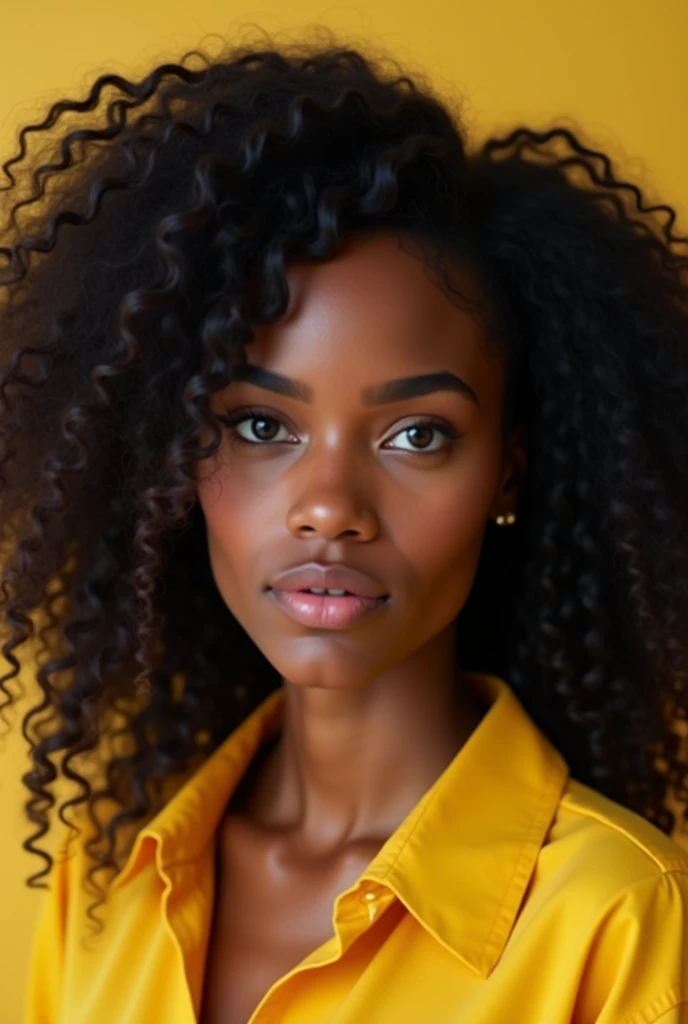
264, 648, 385, 692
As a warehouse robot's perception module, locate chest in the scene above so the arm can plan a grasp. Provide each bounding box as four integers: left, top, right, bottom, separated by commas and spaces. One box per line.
199, 815, 381, 1024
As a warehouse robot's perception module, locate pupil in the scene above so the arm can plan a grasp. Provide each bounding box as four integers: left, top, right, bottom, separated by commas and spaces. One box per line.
253, 418, 277, 440
409, 426, 432, 448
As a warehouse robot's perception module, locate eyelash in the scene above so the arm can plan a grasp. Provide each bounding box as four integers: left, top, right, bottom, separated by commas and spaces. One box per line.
217, 406, 461, 454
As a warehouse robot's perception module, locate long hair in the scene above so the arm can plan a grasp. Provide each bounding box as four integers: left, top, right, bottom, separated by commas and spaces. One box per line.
2, 30, 687, 936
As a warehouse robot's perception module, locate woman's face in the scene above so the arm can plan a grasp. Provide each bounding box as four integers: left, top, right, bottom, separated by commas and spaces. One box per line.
195, 231, 525, 691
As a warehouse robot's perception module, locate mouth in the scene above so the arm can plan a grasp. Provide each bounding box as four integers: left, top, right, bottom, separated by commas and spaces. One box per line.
266, 587, 390, 630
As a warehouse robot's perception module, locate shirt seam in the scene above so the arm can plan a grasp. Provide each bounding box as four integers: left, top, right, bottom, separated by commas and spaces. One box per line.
622, 993, 688, 1024
368, 760, 566, 974
559, 795, 688, 874
365, 789, 439, 885
478, 763, 566, 968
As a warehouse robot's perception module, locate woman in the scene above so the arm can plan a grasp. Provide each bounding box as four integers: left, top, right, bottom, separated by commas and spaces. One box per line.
3, 32, 687, 1024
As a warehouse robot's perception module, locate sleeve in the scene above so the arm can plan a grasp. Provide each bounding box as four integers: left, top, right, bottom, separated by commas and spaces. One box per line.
578, 868, 688, 1024
22, 838, 71, 1024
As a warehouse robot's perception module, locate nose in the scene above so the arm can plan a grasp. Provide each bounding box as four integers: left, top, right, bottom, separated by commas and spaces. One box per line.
285, 449, 379, 542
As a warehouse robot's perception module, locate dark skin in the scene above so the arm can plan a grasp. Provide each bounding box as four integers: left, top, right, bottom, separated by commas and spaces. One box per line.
195, 231, 527, 1024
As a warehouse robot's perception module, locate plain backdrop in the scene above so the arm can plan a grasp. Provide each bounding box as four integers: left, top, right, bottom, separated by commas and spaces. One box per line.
1, 2, 687, 1020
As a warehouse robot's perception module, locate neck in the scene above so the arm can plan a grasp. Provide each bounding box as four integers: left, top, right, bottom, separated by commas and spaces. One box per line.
235, 627, 486, 854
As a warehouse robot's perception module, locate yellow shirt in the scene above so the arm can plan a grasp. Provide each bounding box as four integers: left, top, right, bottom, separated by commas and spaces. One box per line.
24, 672, 688, 1024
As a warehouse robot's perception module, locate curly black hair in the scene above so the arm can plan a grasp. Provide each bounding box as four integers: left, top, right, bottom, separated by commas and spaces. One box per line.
2, 28, 688, 938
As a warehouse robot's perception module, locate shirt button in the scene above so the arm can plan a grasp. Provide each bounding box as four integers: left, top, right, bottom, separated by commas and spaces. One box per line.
361, 889, 378, 921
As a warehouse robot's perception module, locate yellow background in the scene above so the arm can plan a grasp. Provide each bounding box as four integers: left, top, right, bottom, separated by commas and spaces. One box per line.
1, 2, 687, 1020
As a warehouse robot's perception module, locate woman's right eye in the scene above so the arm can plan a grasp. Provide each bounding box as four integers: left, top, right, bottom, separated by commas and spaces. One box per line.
219, 410, 295, 445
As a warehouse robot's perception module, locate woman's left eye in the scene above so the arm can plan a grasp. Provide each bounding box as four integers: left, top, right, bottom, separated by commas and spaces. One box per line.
383, 421, 460, 453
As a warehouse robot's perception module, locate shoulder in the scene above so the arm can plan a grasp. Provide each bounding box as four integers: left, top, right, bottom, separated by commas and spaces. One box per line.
527, 778, 688, 1020
540, 777, 688, 915
523, 774, 688, 924
553, 777, 688, 879
45, 790, 149, 913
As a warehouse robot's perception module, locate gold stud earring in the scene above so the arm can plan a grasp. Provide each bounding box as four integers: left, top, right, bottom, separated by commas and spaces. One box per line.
495, 513, 516, 526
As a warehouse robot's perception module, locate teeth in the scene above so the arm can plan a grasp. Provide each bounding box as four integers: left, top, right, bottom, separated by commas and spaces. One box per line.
306, 587, 348, 596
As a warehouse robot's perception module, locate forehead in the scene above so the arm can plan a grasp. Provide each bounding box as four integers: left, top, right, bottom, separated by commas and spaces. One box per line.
246, 231, 500, 387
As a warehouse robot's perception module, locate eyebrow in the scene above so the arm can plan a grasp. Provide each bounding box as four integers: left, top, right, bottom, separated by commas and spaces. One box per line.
231, 364, 480, 407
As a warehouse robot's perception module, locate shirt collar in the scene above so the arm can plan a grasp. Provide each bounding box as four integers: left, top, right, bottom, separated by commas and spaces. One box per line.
359, 672, 570, 976
111, 672, 569, 978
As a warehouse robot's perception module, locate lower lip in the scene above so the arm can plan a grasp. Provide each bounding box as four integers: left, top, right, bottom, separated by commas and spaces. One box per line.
267, 588, 389, 629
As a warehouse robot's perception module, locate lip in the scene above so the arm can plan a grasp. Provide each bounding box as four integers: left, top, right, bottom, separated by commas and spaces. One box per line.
268, 562, 388, 599
266, 561, 390, 630
267, 587, 389, 630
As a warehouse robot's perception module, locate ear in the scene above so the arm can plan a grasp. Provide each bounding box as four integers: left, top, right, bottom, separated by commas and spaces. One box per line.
489, 424, 528, 521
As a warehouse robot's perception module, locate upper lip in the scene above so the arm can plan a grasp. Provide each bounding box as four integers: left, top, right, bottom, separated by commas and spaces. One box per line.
268, 562, 388, 599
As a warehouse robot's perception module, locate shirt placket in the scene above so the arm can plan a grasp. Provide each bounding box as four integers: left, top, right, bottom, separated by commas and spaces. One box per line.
246, 879, 395, 1024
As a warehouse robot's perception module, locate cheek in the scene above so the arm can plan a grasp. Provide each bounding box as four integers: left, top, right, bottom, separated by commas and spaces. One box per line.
395, 446, 499, 595
400, 496, 483, 606
195, 469, 260, 598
